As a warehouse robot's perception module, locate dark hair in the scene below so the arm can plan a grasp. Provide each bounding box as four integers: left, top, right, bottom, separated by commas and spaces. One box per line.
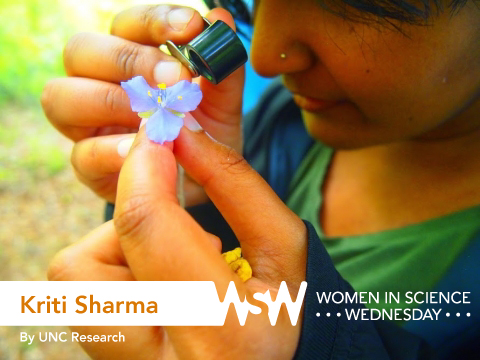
203, 0, 472, 25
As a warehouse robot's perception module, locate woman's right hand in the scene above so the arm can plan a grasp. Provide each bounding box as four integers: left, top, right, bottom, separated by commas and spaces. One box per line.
41, 5, 245, 205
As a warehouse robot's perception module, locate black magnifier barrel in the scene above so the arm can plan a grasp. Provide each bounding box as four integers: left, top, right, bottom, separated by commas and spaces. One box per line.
166, 18, 248, 85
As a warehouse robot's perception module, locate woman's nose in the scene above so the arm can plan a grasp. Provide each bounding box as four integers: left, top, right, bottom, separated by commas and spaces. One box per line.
249, 2, 315, 78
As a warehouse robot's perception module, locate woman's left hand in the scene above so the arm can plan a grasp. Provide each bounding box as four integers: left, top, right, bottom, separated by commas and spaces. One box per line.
48, 122, 308, 360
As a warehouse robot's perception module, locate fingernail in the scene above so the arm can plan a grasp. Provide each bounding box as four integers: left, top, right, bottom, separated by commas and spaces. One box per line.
167, 8, 194, 31
184, 115, 203, 132
154, 61, 182, 84
117, 136, 135, 158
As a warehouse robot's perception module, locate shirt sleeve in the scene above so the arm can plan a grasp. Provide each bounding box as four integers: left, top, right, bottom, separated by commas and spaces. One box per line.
294, 221, 434, 360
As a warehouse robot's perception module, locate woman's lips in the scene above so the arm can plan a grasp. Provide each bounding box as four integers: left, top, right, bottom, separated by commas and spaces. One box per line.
293, 94, 339, 112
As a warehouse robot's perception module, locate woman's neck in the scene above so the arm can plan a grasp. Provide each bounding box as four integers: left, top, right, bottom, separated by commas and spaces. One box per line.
320, 109, 480, 237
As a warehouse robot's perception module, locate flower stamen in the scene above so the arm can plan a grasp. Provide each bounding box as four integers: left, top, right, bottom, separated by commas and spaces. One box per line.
157, 83, 167, 106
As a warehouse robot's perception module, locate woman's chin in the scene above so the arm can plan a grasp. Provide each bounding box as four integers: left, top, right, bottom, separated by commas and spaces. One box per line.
301, 110, 391, 150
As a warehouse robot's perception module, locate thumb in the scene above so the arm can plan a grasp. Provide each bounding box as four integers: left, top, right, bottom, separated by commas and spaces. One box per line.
113, 127, 240, 291
174, 124, 307, 286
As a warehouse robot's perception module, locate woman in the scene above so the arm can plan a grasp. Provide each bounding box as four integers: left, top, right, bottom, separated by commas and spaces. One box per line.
42, 0, 480, 358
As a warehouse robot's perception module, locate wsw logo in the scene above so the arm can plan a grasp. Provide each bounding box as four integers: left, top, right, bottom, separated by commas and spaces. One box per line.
218, 281, 307, 326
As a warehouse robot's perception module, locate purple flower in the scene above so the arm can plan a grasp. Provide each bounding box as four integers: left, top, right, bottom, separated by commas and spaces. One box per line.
121, 76, 203, 144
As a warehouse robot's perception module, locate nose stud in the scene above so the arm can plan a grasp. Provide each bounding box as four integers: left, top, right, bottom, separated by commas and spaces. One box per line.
166, 18, 248, 85
280, 53, 287, 59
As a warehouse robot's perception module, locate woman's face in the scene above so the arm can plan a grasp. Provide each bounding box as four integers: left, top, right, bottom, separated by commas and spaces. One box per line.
249, 0, 480, 148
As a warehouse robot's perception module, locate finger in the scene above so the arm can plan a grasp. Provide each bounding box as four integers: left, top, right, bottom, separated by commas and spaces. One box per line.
47, 221, 167, 360
70, 134, 135, 203
207, 233, 223, 253
48, 221, 131, 282
71, 134, 133, 180
42, 78, 140, 141
111, 5, 205, 46
113, 128, 241, 291
63, 32, 192, 85
174, 127, 308, 284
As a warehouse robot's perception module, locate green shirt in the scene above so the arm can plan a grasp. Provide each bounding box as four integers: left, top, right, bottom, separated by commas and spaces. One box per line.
286, 142, 480, 313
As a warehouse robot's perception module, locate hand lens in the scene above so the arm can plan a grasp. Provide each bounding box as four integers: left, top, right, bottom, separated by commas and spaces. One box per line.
166, 18, 248, 85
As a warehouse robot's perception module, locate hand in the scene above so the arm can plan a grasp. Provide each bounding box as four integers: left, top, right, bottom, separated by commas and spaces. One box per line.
48, 126, 307, 360
41, 5, 245, 205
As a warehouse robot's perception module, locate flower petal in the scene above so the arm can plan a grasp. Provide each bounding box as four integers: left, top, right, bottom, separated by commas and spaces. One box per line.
121, 76, 157, 112
165, 80, 203, 112
145, 108, 184, 144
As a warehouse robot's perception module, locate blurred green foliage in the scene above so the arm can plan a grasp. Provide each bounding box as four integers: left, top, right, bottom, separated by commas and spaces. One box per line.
0, 0, 131, 105
0, 0, 207, 106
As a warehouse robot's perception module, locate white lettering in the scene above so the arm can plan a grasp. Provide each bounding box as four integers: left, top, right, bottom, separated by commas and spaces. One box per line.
20, 332, 35, 345
59, 332, 68, 342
